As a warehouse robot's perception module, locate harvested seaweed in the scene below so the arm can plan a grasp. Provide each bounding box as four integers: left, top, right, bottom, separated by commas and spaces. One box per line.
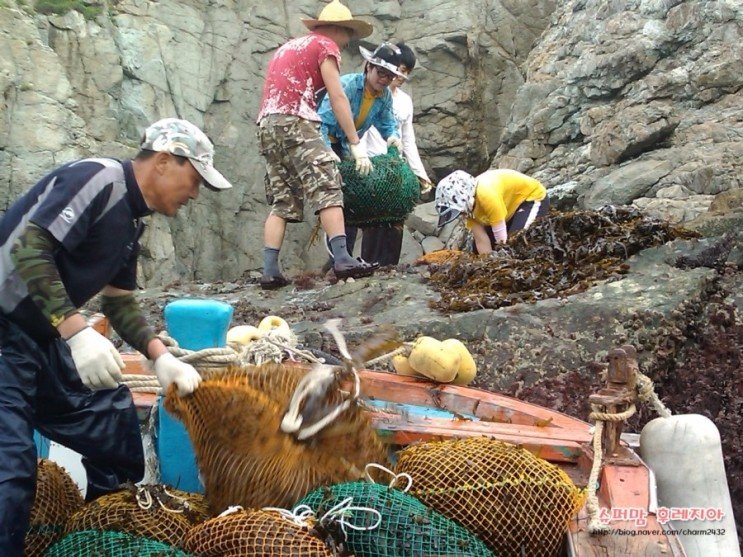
426, 207, 698, 313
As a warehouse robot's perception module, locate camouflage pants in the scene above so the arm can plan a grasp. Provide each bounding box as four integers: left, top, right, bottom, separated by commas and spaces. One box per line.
257, 114, 343, 223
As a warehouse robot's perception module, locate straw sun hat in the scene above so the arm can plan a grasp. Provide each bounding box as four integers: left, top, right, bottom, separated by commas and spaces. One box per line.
302, 0, 373, 39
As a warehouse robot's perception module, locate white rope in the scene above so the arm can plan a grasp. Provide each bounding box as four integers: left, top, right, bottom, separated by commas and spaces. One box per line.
636, 372, 672, 418
319, 497, 382, 536
363, 344, 409, 368
218, 505, 244, 517
364, 463, 413, 493
585, 403, 636, 535
281, 364, 337, 435
281, 319, 363, 440
585, 419, 610, 535
135, 487, 153, 510
262, 504, 316, 528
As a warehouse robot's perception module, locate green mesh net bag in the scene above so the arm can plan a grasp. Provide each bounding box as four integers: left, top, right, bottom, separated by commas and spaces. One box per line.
25, 459, 84, 557
297, 481, 496, 556
43, 530, 195, 556
338, 147, 420, 227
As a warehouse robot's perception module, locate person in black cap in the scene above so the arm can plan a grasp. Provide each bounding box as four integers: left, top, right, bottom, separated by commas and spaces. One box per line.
0, 117, 232, 556
359, 42, 433, 266
317, 42, 407, 264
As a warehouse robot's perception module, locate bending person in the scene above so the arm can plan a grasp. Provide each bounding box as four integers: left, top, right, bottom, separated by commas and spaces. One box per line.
256, 0, 377, 289
0, 118, 231, 556
435, 168, 549, 254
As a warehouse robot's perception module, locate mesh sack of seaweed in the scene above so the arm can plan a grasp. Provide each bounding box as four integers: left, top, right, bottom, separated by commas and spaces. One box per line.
63, 483, 209, 546
183, 505, 338, 556
425, 206, 699, 312
394, 437, 586, 557
338, 146, 420, 227
44, 529, 195, 557
164, 361, 388, 515
24, 459, 84, 557
297, 469, 496, 557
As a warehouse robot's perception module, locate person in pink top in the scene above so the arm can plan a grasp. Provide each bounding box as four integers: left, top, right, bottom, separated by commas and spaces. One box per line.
256, 0, 378, 289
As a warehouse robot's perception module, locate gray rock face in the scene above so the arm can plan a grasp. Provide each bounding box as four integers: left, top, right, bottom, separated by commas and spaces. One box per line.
1, 0, 741, 286
496, 0, 743, 225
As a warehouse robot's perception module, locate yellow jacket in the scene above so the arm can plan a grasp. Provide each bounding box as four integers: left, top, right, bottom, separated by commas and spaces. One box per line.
465, 169, 546, 229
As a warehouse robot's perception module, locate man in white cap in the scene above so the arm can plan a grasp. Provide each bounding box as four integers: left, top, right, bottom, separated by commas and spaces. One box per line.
0, 117, 232, 556
256, 0, 378, 288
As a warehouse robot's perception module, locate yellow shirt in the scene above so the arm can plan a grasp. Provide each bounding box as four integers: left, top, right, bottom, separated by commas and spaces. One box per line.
355, 86, 381, 129
330, 86, 381, 145
466, 169, 546, 229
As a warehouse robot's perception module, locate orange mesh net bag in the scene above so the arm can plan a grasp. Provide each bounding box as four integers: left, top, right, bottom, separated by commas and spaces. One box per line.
183, 507, 335, 556
24, 458, 84, 557
64, 484, 210, 546
395, 438, 585, 557
164, 363, 388, 515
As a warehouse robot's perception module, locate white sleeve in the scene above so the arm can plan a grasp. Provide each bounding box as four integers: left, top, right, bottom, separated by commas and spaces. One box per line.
360, 126, 388, 158
396, 92, 430, 182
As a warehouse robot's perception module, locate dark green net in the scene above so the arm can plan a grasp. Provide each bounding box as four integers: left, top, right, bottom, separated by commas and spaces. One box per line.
298, 481, 496, 557
43, 530, 195, 557
338, 147, 420, 227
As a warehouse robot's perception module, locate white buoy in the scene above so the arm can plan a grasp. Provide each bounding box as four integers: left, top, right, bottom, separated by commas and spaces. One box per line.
640, 414, 740, 557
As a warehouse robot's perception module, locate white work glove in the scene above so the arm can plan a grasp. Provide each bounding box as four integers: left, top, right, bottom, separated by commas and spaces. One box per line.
154, 352, 202, 396
418, 177, 434, 195
349, 142, 373, 176
65, 326, 124, 390
386, 136, 403, 151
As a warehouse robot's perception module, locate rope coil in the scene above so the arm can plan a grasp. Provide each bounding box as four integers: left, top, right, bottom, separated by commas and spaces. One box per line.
586, 369, 672, 535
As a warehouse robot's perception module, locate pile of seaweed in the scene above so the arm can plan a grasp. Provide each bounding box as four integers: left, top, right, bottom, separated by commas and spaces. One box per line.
427, 206, 698, 313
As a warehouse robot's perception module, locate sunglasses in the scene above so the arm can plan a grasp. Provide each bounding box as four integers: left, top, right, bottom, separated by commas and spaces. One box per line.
373, 66, 396, 80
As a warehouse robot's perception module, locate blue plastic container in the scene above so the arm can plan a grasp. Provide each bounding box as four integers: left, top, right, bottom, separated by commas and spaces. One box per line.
157, 298, 233, 493
163, 299, 234, 351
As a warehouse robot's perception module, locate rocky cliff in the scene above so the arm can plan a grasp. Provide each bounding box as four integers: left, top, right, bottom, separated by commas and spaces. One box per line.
4, 0, 738, 283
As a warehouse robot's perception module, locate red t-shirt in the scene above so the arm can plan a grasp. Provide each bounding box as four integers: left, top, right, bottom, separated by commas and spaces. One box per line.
257, 33, 342, 123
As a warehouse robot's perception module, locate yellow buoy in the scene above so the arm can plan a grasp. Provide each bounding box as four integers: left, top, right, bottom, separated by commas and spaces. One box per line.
392, 354, 423, 377
257, 316, 292, 338
408, 336, 460, 383
441, 338, 477, 385
226, 325, 262, 346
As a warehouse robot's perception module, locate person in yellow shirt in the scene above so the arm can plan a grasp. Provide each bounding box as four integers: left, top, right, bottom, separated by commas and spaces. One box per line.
435, 169, 549, 254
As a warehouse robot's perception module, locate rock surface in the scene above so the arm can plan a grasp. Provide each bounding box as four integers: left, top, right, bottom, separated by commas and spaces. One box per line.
2, 0, 739, 282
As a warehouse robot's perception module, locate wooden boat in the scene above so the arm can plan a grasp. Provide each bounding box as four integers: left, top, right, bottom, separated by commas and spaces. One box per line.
77, 312, 688, 556
118, 346, 686, 557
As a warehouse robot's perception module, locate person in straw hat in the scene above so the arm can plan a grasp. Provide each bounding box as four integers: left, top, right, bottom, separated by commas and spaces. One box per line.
256, 0, 379, 289
0, 117, 233, 556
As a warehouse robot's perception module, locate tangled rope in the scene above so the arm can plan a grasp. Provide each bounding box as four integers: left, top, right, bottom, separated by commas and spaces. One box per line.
120, 332, 324, 394
134, 485, 189, 514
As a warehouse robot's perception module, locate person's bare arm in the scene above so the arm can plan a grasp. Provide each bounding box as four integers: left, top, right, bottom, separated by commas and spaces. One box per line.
320, 58, 360, 145
471, 223, 494, 254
